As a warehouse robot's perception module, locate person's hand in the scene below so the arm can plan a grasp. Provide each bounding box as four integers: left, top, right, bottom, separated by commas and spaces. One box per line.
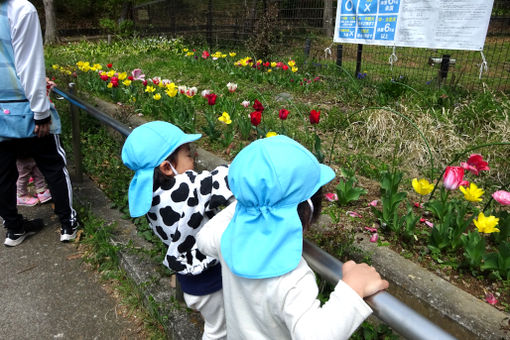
342, 260, 389, 298
46, 77, 56, 96
34, 121, 51, 137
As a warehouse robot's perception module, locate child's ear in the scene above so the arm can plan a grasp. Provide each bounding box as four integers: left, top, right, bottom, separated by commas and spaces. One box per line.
159, 161, 174, 176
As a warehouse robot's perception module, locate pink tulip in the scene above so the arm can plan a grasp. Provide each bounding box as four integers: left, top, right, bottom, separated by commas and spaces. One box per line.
131, 69, 145, 81
492, 190, 510, 206
443, 166, 464, 190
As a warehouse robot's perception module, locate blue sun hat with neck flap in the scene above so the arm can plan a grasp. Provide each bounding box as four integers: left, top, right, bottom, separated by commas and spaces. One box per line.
221, 135, 335, 279
121, 121, 201, 217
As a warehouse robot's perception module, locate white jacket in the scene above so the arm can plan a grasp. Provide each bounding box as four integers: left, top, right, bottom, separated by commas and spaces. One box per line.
197, 202, 372, 340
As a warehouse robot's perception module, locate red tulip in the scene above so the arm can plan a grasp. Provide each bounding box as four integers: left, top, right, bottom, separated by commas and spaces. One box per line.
460, 154, 490, 176
205, 93, 217, 105
279, 109, 289, 120
202, 50, 210, 59
100, 74, 109, 81
250, 111, 262, 126
127, 75, 134, 81
443, 166, 464, 190
282, 65, 289, 71
309, 109, 320, 124
142, 80, 148, 87
107, 63, 113, 68
253, 99, 264, 112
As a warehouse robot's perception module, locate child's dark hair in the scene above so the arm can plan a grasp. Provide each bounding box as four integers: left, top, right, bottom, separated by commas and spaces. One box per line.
297, 187, 323, 229
153, 145, 184, 190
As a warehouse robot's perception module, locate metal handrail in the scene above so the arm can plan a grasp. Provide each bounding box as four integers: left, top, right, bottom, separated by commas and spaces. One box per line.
54, 84, 457, 340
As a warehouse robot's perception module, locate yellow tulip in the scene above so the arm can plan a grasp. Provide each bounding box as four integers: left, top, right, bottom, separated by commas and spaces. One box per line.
218, 112, 232, 125
165, 88, 178, 97
153, 93, 162, 100
266, 131, 278, 138
474, 212, 499, 233
412, 178, 434, 196
145, 86, 156, 93
459, 183, 484, 202
122, 80, 132, 87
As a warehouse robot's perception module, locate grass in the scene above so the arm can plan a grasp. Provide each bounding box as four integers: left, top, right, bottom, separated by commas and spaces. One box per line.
47, 35, 510, 318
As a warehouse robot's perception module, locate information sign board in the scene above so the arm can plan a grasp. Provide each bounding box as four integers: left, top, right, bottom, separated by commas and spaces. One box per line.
333, 0, 494, 51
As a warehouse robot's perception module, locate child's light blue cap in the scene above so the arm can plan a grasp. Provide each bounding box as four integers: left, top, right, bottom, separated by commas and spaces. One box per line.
121, 121, 201, 217
221, 135, 335, 279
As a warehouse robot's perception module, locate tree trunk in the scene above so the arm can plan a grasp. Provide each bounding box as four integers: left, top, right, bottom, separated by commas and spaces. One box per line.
42, 0, 58, 44
323, 0, 333, 38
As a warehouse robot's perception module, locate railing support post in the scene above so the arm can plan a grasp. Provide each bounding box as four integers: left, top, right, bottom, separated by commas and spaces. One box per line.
68, 83, 83, 183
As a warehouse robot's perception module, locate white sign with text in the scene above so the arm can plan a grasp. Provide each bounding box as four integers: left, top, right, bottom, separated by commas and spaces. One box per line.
333, 0, 494, 51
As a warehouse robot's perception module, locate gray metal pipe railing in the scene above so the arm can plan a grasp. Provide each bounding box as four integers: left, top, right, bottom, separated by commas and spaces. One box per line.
53, 85, 457, 340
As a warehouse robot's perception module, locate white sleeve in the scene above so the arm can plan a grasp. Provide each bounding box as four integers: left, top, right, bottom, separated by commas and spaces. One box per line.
197, 201, 237, 259
279, 264, 373, 340
10, 3, 51, 120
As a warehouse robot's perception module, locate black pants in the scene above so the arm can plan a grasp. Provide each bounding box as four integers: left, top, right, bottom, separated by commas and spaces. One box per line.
0, 135, 76, 230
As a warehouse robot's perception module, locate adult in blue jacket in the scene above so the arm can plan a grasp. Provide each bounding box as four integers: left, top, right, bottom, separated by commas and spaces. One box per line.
0, 0, 78, 246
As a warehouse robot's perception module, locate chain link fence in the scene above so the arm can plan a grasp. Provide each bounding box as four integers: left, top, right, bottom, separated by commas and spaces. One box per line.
132, 0, 510, 92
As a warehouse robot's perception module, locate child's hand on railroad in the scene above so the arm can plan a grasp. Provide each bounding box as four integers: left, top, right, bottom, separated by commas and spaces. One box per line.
342, 260, 389, 298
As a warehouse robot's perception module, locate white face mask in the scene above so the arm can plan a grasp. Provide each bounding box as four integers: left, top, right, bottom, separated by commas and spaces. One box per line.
306, 198, 314, 224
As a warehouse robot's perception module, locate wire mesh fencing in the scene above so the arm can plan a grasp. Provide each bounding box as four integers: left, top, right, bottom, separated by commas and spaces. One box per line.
130, 0, 509, 91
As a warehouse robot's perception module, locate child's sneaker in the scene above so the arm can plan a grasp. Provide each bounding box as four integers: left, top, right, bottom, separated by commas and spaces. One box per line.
37, 189, 52, 204
17, 195, 39, 207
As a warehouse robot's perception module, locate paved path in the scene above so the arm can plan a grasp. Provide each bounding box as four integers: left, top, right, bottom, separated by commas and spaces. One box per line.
0, 203, 140, 340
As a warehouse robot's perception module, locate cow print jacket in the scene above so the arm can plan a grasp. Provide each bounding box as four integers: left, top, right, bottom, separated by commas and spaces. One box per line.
147, 165, 233, 276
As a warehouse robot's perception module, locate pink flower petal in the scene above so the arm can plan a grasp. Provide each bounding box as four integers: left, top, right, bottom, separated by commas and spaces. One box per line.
419, 218, 426, 223
368, 200, 378, 207
324, 193, 338, 202
346, 211, 362, 218
369, 233, 379, 243
3, 109, 10, 114
413, 202, 423, 208
492, 190, 510, 206
425, 220, 434, 228
485, 293, 498, 305
364, 226, 378, 233
459, 180, 470, 187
